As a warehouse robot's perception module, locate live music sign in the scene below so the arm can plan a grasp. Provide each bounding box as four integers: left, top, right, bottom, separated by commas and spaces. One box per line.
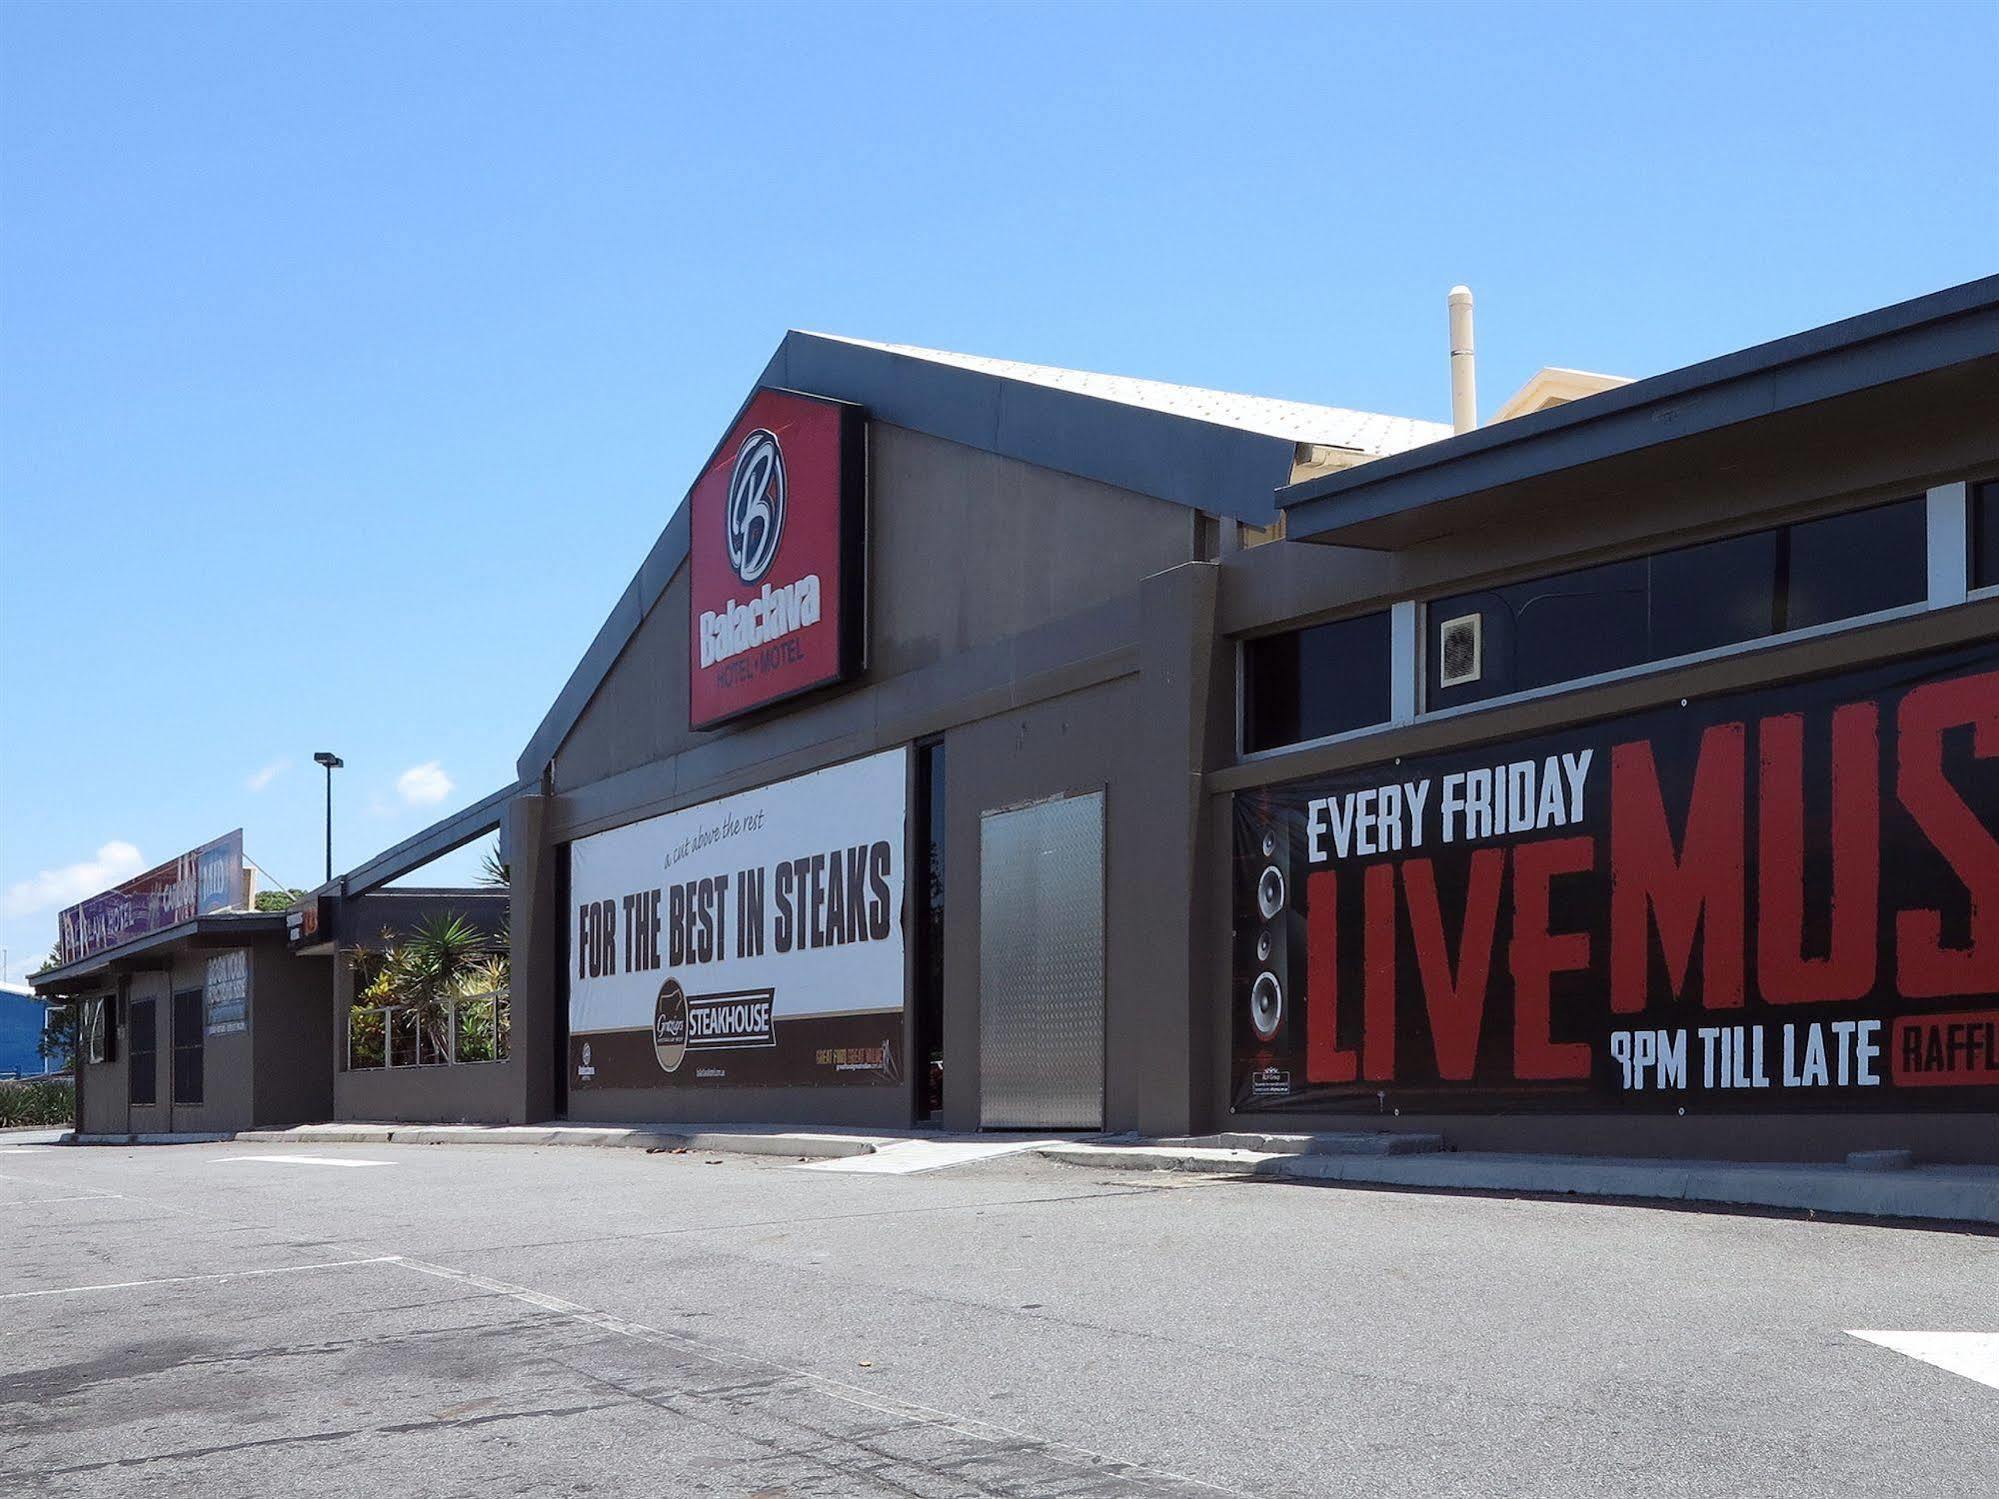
1231, 644, 1999, 1114
688, 388, 866, 730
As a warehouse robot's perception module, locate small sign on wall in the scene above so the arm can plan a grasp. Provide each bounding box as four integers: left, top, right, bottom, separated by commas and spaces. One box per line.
205, 950, 248, 1035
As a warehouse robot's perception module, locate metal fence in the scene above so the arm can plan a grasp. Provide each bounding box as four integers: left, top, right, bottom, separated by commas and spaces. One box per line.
346, 991, 510, 1071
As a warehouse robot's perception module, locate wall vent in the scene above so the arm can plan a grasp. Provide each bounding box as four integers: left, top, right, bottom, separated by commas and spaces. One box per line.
1438, 612, 1483, 687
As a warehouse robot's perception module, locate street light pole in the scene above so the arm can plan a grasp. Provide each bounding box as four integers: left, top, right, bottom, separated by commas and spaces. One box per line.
313, 752, 344, 883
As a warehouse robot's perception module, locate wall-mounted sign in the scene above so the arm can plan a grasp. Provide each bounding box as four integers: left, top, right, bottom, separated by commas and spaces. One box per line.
567, 747, 907, 1091
56, 830, 247, 967
204, 950, 248, 1036
1232, 644, 1999, 1114
286, 895, 332, 949
688, 387, 866, 730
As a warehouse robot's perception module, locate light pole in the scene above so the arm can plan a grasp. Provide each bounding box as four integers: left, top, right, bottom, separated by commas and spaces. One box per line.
313, 752, 344, 882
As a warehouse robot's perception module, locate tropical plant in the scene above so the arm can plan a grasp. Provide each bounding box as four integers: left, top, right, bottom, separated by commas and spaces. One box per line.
347, 914, 508, 1065
0, 1078, 74, 1128
476, 842, 508, 887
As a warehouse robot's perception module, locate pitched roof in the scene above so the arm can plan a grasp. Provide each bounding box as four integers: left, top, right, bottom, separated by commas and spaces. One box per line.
807, 334, 1450, 457
519, 330, 1441, 777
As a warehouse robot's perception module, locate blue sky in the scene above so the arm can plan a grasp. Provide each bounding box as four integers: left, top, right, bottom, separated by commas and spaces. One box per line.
1, 1, 1993, 980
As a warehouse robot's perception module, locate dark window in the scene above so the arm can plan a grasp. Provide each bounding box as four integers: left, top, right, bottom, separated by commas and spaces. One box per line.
1648, 529, 1779, 658
1243, 610, 1392, 753
1507, 556, 1650, 691
1430, 497, 1926, 708
913, 739, 946, 1119
129, 999, 157, 1106
1782, 498, 1926, 630
172, 990, 204, 1105
1973, 479, 1999, 591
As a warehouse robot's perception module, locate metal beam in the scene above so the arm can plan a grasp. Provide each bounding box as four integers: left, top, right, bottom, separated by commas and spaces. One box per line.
337, 782, 522, 900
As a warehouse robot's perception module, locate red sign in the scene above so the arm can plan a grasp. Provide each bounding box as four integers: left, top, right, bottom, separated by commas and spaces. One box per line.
688, 388, 865, 730
1232, 645, 1999, 1114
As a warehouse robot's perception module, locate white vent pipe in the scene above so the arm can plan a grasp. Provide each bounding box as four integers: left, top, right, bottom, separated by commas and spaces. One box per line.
1448, 285, 1477, 434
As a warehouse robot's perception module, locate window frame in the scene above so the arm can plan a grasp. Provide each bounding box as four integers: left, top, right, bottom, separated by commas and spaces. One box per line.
1969, 475, 1999, 600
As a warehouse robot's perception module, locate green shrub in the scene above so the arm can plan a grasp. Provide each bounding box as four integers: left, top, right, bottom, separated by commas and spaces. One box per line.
0, 1078, 75, 1128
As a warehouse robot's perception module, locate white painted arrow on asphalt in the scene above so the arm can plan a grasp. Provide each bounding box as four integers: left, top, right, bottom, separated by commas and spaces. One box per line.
1848, 1330, 1999, 1391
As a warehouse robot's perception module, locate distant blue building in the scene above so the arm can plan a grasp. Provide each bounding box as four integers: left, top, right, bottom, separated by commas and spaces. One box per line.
0, 981, 61, 1078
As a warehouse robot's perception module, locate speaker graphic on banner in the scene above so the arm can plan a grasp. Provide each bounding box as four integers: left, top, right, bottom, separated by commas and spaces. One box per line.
1231, 644, 1999, 1115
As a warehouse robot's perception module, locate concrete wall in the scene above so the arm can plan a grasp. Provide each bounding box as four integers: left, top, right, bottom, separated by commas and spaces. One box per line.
250, 943, 334, 1129
70, 939, 331, 1136
511, 419, 1209, 1132
335, 1052, 522, 1124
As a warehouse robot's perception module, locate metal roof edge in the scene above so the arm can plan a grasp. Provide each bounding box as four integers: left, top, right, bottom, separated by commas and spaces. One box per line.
336, 782, 523, 900
1278, 274, 1999, 541
29, 912, 288, 991
772, 330, 1304, 522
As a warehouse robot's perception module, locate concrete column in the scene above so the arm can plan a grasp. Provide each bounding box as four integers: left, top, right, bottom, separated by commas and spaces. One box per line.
1130, 561, 1222, 1138
505, 793, 555, 1125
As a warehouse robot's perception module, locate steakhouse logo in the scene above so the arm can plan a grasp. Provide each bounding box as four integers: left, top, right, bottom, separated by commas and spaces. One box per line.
653, 979, 776, 1075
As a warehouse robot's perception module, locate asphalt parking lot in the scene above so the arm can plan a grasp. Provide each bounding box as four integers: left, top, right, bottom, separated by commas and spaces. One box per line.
2, 1135, 1994, 1498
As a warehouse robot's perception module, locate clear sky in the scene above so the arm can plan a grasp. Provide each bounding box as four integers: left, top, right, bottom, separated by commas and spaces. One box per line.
1, 1, 1993, 980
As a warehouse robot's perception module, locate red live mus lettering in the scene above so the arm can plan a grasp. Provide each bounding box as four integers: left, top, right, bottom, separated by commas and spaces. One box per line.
1305, 669, 1999, 1086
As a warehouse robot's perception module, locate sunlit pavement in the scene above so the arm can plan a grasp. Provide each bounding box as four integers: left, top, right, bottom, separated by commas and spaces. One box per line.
3, 1140, 1994, 1498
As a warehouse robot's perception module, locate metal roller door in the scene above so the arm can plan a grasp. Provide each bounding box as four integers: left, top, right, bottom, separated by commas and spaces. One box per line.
978, 791, 1105, 1129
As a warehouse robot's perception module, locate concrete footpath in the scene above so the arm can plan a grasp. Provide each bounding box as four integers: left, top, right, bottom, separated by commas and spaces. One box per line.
56, 1120, 1999, 1227
75, 1122, 881, 1160
1037, 1134, 1999, 1229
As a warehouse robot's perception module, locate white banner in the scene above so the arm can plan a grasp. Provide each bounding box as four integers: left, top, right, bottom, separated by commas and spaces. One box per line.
567, 748, 908, 1038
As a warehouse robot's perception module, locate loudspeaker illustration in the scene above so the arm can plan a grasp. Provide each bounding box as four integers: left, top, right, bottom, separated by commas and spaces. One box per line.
1236, 798, 1308, 1054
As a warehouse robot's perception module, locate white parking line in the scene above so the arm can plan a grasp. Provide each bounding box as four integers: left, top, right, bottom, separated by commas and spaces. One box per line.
1848, 1330, 1999, 1391
0, 1256, 400, 1301
798, 1139, 1058, 1174
210, 1155, 395, 1169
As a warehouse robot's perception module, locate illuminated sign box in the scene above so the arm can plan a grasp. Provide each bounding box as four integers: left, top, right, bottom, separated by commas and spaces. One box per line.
688, 387, 866, 731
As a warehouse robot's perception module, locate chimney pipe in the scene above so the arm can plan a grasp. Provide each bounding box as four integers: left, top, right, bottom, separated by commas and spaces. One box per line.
1448, 285, 1477, 434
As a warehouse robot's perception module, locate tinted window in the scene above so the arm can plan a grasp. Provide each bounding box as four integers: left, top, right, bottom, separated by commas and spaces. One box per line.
173, 990, 204, 1105
1243, 611, 1392, 752
1973, 480, 1999, 590
1430, 497, 1929, 707
1648, 528, 1779, 658
129, 999, 157, 1106
1508, 557, 1648, 691
1782, 497, 1924, 629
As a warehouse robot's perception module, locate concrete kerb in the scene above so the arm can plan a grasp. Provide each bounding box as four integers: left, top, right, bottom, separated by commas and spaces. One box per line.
1036, 1141, 1999, 1229
224, 1122, 880, 1160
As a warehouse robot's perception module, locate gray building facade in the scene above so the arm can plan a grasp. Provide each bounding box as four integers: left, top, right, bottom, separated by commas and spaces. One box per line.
481, 281, 1998, 1161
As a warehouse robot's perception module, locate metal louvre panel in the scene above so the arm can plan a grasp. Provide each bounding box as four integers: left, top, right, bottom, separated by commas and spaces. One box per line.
978, 792, 1105, 1129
